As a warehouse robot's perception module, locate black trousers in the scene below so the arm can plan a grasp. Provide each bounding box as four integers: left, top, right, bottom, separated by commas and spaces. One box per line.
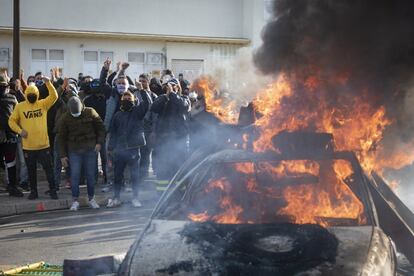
114, 149, 140, 198
24, 148, 56, 193
0, 142, 17, 189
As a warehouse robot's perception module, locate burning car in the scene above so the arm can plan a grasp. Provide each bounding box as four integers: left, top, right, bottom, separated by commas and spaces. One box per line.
116, 132, 414, 275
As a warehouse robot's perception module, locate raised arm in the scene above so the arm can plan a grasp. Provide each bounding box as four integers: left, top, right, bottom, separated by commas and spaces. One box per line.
39, 77, 58, 110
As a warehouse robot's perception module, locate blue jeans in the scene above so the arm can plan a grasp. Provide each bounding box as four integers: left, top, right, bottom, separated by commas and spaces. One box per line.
69, 150, 97, 200
16, 138, 28, 183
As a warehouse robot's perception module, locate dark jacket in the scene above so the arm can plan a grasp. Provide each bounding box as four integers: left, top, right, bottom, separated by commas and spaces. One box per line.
0, 92, 18, 142
9, 89, 25, 103
83, 92, 106, 121
58, 107, 106, 157
151, 92, 191, 137
108, 104, 147, 152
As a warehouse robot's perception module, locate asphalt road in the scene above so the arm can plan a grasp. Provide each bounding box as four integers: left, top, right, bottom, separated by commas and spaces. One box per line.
0, 203, 155, 269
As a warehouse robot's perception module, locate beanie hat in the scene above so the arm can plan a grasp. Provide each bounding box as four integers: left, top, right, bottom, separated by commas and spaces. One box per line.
68, 96, 82, 115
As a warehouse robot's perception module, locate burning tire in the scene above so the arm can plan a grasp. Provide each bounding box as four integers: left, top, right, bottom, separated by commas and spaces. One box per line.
181, 222, 338, 275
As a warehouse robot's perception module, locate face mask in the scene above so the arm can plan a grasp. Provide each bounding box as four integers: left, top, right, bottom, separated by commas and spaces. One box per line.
117, 84, 128, 94
27, 93, 37, 103
189, 91, 198, 99
35, 80, 44, 87
121, 100, 134, 111
71, 112, 81, 118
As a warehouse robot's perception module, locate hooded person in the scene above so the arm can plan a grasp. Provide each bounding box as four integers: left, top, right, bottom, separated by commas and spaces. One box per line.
0, 75, 24, 197
8, 76, 58, 200
58, 96, 106, 211
106, 91, 147, 208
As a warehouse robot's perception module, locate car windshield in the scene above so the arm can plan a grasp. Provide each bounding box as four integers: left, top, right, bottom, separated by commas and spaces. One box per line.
157, 158, 369, 227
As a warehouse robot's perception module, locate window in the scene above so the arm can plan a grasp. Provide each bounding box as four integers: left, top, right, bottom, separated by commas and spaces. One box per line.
83, 50, 113, 78
0, 48, 10, 74
145, 53, 164, 76
31, 49, 64, 75
128, 52, 145, 78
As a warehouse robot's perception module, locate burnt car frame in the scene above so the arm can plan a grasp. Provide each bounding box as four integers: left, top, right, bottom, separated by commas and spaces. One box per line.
116, 132, 412, 275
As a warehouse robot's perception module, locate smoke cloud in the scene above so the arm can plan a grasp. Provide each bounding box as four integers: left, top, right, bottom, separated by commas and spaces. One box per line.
253, 0, 414, 210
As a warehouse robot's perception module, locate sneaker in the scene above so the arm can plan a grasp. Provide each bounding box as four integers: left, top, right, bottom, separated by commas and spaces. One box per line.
131, 198, 142, 208
88, 198, 100, 209
9, 187, 24, 197
70, 201, 79, 211
125, 187, 133, 193
50, 191, 58, 200
106, 198, 121, 208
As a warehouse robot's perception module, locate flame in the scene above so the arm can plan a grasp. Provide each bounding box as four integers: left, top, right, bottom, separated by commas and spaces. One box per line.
277, 160, 365, 227
187, 71, 414, 225
188, 211, 209, 222
188, 160, 366, 227
191, 77, 239, 124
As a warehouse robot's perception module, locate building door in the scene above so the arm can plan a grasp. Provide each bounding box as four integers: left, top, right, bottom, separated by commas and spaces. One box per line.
171, 59, 204, 82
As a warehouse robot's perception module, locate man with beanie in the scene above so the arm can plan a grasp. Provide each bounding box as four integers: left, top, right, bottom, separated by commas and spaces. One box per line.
0, 75, 24, 197
8, 76, 58, 200
53, 78, 78, 189
107, 91, 146, 208
58, 97, 105, 211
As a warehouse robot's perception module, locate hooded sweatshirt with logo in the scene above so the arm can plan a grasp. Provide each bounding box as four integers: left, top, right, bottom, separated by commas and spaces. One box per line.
8, 81, 58, 150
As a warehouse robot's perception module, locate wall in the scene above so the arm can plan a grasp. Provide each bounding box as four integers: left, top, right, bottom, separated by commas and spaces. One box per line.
0, 0, 244, 39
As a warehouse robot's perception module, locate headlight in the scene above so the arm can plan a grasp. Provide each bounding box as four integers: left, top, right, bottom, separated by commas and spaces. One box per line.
361, 227, 395, 276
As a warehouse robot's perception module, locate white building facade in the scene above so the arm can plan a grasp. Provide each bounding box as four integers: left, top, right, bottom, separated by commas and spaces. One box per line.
0, 0, 271, 81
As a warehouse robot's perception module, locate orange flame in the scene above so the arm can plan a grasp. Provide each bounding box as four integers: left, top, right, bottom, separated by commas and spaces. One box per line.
191, 77, 239, 124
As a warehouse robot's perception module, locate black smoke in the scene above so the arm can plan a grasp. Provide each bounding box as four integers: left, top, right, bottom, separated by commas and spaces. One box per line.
253, 0, 414, 209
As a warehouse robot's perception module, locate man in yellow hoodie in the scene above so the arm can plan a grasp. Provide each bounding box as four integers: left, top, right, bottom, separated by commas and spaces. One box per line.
9, 76, 58, 200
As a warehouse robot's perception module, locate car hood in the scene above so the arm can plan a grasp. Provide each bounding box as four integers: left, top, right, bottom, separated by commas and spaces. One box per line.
122, 220, 373, 275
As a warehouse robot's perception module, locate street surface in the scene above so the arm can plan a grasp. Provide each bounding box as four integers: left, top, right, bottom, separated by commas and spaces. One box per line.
0, 203, 155, 269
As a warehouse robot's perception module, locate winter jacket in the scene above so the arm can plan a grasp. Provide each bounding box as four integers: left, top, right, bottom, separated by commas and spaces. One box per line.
108, 104, 147, 152
83, 93, 106, 121
8, 81, 58, 150
58, 107, 105, 157
151, 92, 191, 138
0, 92, 18, 142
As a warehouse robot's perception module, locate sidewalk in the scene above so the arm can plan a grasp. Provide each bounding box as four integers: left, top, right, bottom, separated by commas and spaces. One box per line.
0, 174, 161, 218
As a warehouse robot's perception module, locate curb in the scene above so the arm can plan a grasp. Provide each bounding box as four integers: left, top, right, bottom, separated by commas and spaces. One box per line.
0, 190, 158, 218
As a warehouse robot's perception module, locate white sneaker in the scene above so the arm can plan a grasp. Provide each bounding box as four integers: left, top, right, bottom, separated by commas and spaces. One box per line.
88, 198, 100, 209
70, 201, 79, 211
131, 198, 142, 208
106, 198, 122, 208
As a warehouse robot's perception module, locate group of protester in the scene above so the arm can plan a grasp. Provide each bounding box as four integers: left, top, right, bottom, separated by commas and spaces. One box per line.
0, 60, 194, 211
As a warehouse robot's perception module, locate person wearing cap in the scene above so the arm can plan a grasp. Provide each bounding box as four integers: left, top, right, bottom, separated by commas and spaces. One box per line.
8, 76, 58, 200
151, 79, 191, 189
58, 97, 105, 211
106, 91, 147, 208
0, 75, 24, 197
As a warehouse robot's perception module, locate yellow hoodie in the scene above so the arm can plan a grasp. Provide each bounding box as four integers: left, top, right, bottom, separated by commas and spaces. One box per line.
9, 81, 58, 150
